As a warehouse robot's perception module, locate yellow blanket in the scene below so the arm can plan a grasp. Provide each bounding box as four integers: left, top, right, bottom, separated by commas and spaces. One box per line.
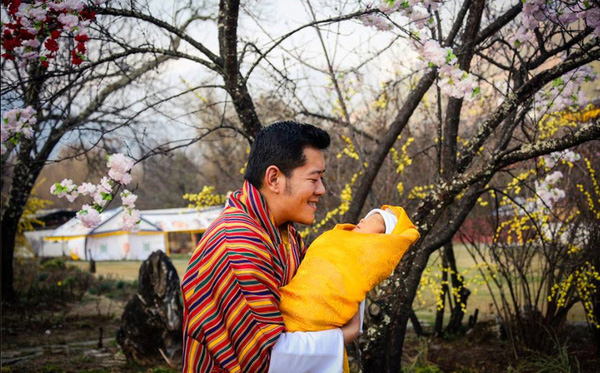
279, 206, 420, 373
279, 205, 420, 371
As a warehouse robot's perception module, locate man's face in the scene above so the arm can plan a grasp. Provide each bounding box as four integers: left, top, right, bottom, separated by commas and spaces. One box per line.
279, 147, 326, 225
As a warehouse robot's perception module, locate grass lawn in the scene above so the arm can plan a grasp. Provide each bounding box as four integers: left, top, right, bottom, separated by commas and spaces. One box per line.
70, 255, 191, 282
69, 245, 588, 325
413, 243, 588, 325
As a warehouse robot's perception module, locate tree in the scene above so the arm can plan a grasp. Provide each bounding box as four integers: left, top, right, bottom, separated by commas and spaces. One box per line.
1, 0, 214, 300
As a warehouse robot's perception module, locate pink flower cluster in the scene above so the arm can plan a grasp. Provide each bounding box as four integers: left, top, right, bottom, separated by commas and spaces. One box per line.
382, 0, 439, 26
1, 106, 37, 155
534, 171, 566, 209
50, 178, 79, 202
121, 208, 141, 232
77, 204, 102, 228
511, 0, 600, 47
107, 153, 134, 184
120, 189, 140, 232
438, 65, 478, 100
50, 153, 140, 230
360, 13, 393, 31
1, 0, 104, 68
361, 0, 441, 31
534, 66, 597, 112
418, 39, 479, 100
543, 149, 581, 169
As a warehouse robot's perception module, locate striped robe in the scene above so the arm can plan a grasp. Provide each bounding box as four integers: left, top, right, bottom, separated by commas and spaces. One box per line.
181, 181, 306, 372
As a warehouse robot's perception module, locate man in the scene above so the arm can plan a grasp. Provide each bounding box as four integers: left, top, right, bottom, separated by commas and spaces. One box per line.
181, 121, 360, 372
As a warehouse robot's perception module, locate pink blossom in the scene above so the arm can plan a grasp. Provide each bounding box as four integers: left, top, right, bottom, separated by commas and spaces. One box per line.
122, 209, 141, 232
421, 40, 455, 67
360, 14, 392, 31
107, 153, 134, 174
77, 182, 96, 195
25, 27, 39, 36
16, 3, 31, 18
19, 126, 34, 138
19, 17, 33, 29
586, 7, 600, 35
99, 176, 113, 193
22, 39, 41, 48
544, 150, 581, 168
410, 10, 431, 29
2, 106, 37, 144
28, 6, 48, 22
423, 0, 441, 11
21, 51, 39, 61
64, 0, 85, 12
65, 191, 79, 202
93, 191, 108, 207
78, 205, 102, 228
108, 169, 132, 185
50, 179, 78, 199
121, 190, 137, 209
48, 2, 68, 12
58, 13, 80, 32
107, 153, 134, 184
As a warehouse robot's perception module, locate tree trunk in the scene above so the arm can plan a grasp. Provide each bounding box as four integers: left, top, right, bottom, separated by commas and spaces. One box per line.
2, 156, 43, 301
445, 241, 471, 334
362, 245, 432, 373
218, 0, 262, 141
434, 244, 449, 336
2, 218, 18, 301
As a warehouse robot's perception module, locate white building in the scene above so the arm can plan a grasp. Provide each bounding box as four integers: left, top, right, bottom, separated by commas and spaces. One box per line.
40, 206, 222, 260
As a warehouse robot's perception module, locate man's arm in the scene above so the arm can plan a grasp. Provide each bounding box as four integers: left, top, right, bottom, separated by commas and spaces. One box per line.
182, 223, 288, 372
268, 309, 362, 373
268, 329, 344, 373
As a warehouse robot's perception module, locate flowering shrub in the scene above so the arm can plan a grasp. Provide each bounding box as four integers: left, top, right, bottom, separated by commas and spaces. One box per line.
183, 186, 227, 210
1, 0, 103, 68
51, 153, 141, 230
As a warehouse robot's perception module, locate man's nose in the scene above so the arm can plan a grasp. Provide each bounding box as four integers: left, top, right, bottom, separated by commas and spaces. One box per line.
315, 178, 325, 196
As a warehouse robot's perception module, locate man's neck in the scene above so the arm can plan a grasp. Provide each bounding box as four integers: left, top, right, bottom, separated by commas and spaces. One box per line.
258, 187, 286, 227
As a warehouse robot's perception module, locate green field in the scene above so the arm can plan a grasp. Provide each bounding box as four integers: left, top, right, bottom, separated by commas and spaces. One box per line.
70, 247, 588, 326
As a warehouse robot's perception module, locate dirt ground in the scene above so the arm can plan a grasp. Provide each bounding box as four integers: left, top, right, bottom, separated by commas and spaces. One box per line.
2, 258, 598, 372
1, 294, 167, 373
3, 295, 597, 373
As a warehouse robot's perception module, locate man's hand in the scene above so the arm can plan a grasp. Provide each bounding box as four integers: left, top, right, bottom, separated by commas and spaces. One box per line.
340, 311, 361, 344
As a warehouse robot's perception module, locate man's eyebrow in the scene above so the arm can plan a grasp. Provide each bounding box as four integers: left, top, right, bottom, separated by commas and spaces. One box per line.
309, 169, 326, 175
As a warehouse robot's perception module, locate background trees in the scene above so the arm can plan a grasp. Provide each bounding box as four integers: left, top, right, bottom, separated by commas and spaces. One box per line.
2, 0, 599, 369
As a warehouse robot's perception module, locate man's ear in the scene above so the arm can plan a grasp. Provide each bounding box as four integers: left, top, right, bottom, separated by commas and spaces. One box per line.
264, 165, 283, 194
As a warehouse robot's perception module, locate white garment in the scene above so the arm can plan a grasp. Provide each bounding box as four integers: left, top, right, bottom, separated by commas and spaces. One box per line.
268, 328, 344, 373
268, 300, 366, 373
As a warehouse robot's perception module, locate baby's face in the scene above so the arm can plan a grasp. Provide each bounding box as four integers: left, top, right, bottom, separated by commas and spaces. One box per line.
353, 213, 385, 234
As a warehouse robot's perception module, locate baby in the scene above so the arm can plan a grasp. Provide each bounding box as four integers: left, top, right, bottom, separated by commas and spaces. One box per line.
277, 205, 420, 372
353, 208, 398, 234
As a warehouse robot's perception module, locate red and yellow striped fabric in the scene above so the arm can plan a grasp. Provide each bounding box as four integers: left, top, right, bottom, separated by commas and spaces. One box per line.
181, 181, 306, 372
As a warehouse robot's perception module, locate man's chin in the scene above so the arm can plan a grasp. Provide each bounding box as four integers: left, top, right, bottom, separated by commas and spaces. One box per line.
294, 216, 315, 226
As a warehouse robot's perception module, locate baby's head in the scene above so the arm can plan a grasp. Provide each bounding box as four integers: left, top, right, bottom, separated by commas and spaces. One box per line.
353, 208, 397, 234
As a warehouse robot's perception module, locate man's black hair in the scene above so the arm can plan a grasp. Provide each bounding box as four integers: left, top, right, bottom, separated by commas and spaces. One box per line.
244, 121, 330, 189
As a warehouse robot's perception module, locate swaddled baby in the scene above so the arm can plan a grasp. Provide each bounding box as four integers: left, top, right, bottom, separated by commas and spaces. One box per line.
278, 206, 419, 371
279, 205, 419, 332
